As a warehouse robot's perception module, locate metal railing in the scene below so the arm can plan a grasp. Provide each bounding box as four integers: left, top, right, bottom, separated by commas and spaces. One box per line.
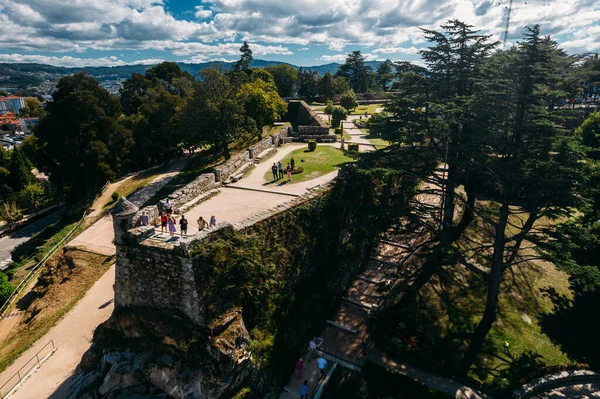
0, 180, 111, 319
0, 340, 56, 398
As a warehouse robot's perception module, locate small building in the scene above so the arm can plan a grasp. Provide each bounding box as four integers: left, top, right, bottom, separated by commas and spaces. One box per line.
0, 96, 25, 114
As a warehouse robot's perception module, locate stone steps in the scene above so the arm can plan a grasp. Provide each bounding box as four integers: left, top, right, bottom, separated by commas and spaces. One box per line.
254, 147, 277, 164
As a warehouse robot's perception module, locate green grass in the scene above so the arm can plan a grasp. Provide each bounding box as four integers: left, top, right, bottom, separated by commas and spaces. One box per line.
341, 130, 353, 142
262, 122, 291, 137
264, 146, 352, 184
349, 103, 385, 115
360, 128, 390, 147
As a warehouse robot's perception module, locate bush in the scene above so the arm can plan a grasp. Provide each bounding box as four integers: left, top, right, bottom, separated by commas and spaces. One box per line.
11, 223, 57, 262
332, 106, 348, 123
335, 127, 343, 135
331, 118, 341, 128
111, 191, 120, 202
291, 167, 304, 175
0, 272, 14, 304
348, 143, 359, 152
308, 140, 317, 151
290, 157, 295, 171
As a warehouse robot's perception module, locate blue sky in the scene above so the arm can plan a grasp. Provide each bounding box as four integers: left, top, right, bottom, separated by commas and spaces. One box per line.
0, 0, 598, 67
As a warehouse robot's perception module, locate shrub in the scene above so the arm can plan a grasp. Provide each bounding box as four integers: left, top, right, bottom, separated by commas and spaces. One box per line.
0, 272, 14, 304
348, 143, 359, 152
340, 90, 358, 111
291, 167, 304, 175
111, 191, 120, 202
331, 106, 348, 123
308, 140, 317, 151
335, 127, 343, 135
331, 118, 341, 128
290, 157, 295, 171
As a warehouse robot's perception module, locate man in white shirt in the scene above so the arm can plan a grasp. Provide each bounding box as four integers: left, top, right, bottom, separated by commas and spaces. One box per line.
308, 339, 317, 361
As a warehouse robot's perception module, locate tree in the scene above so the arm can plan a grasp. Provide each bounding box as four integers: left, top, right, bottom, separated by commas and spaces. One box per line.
318, 72, 336, 101
576, 111, 600, 149
340, 90, 358, 112
238, 79, 287, 138
234, 41, 253, 72
0, 202, 23, 231
0, 272, 14, 306
178, 68, 253, 160
333, 76, 350, 96
331, 106, 348, 128
323, 100, 335, 121
119, 73, 151, 115
264, 64, 298, 97
336, 51, 372, 93
7, 147, 35, 192
21, 182, 45, 213
376, 60, 394, 91
296, 68, 320, 101
35, 73, 134, 203
457, 26, 584, 375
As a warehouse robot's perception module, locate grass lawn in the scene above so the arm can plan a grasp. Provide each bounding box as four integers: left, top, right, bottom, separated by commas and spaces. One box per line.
350, 103, 385, 115
263, 146, 352, 184
360, 128, 390, 147
341, 130, 353, 142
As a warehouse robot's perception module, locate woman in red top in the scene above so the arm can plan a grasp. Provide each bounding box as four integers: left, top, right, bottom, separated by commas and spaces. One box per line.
160, 211, 168, 233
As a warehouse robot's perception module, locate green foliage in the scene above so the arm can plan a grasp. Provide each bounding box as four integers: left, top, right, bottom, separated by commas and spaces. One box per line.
7, 147, 35, 192
340, 90, 358, 111
238, 78, 287, 134
0, 272, 14, 305
336, 51, 373, 93
331, 106, 348, 128
576, 111, 600, 149
296, 68, 320, 101
290, 157, 295, 171
319, 72, 336, 100
35, 73, 134, 203
234, 41, 253, 72
324, 100, 335, 115
0, 202, 23, 229
19, 182, 46, 211
264, 64, 297, 98
347, 143, 359, 152
111, 191, 120, 202
307, 140, 317, 151
376, 60, 394, 91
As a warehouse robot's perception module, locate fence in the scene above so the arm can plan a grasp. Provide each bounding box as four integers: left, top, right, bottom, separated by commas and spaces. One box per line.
0, 340, 56, 398
0, 180, 110, 319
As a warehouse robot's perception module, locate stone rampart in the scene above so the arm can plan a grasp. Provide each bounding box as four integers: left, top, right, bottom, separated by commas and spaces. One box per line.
115, 184, 333, 325
299, 125, 331, 136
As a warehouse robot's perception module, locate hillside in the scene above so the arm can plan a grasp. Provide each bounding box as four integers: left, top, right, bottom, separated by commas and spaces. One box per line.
0, 59, 385, 87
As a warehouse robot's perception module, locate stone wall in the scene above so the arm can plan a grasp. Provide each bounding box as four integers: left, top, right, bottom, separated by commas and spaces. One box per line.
298, 125, 331, 136
115, 185, 333, 325
163, 174, 218, 210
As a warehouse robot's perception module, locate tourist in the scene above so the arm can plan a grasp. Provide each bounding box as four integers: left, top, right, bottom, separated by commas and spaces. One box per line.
277, 161, 284, 179
179, 215, 188, 237
286, 162, 292, 181
167, 215, 176, 237
197, 216, 207, 231
164, 199, 172, 215
296, 358, 303, 379
209, 215, 217, 228
308, 339, 317, 361
139, 211, 149, 226
160, 211, 168, 233
271, 163, 278, 180
317, 356, 327, 376
299, 381, 309, 399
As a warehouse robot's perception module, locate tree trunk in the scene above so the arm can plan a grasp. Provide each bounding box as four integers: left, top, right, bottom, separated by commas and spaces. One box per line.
398, 257, 439, 310
222, 141, 231, 160
441, 164, 457, 243
458, 201, 509, 376
451, 177, 476, 243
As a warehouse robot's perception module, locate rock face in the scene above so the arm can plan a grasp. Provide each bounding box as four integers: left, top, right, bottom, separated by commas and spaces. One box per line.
70, 308, 251, 399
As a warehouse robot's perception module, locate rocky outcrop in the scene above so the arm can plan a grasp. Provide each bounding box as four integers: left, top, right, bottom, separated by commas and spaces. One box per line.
69, 308, 251, 399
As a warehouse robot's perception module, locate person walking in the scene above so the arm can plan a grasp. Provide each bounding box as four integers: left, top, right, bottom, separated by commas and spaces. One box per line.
295, 358, 304, 379
209, 215, 217, 228
277, 161, 284, 179
271, 163, 278, 180
308, 339, 317, 361
317, 356, 327, 376
299, 381, 309, 399
286, 162, 292, 181
360, 340, 368, 356
164, 199, 172, 215
167, 215, 177, 237
139, 211, 149, 226
179, 215, 188, 237
197, 216, 207, 231
160, 211, 168, 233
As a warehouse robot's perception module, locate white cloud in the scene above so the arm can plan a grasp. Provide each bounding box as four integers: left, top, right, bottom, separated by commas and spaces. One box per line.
373, 46, 420, 55
0, 53, 165, 67
319, 54, 347, 63
194, 6, 213, 19
298, 47, 309, 51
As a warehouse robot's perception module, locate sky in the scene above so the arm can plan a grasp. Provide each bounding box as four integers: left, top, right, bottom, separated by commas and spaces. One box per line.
0, 0, 598, 68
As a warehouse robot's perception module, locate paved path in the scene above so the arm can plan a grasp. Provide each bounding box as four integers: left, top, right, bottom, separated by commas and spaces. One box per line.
0, 265, 115, 399
0, 210, 64, 271
531, 382, 600, 398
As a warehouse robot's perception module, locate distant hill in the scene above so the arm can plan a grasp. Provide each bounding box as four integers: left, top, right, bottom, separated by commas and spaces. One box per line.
0, 59, 385, 89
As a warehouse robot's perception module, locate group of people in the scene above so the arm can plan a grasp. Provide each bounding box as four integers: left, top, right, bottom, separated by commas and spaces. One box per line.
136, 198, 217, 237
271, 161, 292, 181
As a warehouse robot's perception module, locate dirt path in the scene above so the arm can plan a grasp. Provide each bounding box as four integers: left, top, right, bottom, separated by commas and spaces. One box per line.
0, 265, 115, 399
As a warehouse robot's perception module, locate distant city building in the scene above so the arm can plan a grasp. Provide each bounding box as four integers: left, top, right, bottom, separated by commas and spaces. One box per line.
20, 117, 39, 133
0, 96, 26, 114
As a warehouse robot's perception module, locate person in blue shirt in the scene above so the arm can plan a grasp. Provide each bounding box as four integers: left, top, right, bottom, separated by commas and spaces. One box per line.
299, 380, 309, 399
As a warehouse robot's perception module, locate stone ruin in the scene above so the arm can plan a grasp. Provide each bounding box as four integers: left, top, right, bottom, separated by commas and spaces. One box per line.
283, 100, 337, 143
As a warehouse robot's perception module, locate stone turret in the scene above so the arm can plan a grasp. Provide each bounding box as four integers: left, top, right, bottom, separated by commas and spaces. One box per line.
111, 197, 139, 245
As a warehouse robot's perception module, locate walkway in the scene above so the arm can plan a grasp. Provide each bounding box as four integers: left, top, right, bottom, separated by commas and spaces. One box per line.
0, 265, 115, 399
